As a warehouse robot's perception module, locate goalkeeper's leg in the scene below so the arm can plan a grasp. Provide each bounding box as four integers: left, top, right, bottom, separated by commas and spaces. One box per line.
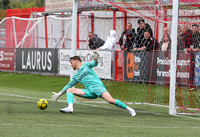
101, 92, 136, 116
59, 88, 85, 113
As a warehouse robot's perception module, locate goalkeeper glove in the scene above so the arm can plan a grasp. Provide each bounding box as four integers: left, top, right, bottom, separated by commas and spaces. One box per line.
92, 51, 99, 62
51, 91, 63, 102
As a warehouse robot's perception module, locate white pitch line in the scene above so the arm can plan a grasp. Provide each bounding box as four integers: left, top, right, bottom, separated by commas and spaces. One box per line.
0, 92, 158, 115
1, 92, 200, 120
0, 123, 200, 129
0, 93, 39, 100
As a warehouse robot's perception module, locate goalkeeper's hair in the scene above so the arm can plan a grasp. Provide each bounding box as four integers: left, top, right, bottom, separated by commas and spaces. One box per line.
70, 56, 82, 62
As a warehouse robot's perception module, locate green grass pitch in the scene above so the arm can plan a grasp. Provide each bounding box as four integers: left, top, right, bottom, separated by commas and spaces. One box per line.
0, 72, 200, 137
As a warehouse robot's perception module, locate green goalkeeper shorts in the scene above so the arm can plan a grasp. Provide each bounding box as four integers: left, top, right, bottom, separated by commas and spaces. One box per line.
82, 86, 107, 99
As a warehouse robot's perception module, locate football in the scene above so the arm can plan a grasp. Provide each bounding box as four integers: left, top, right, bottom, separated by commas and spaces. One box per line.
37, 99, 48, 110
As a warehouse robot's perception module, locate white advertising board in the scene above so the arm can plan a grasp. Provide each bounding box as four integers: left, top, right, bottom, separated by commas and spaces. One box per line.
59, 49, 73, 75
45, 0, 73, 13
59, 49, 112, 79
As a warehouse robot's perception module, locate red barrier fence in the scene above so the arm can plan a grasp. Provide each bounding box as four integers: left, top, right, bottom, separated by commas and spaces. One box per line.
7, 7, 44, 18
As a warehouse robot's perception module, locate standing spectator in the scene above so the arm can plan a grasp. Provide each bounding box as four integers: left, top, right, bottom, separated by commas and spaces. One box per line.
178, 25, 182, 36
192, 24, 200, 51
125, 30, 136, 51
159, 34, 171, 51
164, 27, 169, 35
135, 18, 153, 49
118, 23, 137, 51
99, 30, 117, 77
199, 25, 200, 33
99, 30, 116, 50
134, 29, 159, 51
179, 25, 193, 51
159, 27, 171, 51
177, 25, 184, 50
88, 32, 105, 49
163, 27, 171, 41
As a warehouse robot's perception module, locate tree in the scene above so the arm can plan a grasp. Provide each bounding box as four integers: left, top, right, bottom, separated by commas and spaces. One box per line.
0, 9, 7, 20
23, 0, 44, 8
34, 0, 44, 7
9, 0, 25, 9
0, 0, 10, 10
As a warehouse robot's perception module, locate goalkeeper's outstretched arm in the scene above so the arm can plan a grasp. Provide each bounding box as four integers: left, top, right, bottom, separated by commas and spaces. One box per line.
51, 78, 78, 102
87, 51, 99, 68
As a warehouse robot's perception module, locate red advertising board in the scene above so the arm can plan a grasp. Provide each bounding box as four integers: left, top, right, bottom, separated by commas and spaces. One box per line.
0, 48, 15, 71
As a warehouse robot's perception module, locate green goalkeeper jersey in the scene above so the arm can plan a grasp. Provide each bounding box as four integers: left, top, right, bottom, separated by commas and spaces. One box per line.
62, 61, 105, 93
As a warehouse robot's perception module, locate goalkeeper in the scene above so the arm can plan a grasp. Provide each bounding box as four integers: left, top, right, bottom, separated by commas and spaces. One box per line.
51, 52, 136, 116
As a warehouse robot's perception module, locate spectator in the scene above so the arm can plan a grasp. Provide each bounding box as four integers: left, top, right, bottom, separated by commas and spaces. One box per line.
163, 27, 171, 40
159, 27, 171, 51
134, 29, 159, 51
99, 30, 117, 77
118, 23, 137, 51
159, 34, 171, 51
180, 25, 193, 51
135, 18, 153, 48
125, 30, 136, 51
177, 25, 184, 50
99, 30, 116, 50
88, 32, 105, 49
199, 25, 200, 33
191, 24, 200, 51
178, 25, 182, 36
164, 27, 169, 35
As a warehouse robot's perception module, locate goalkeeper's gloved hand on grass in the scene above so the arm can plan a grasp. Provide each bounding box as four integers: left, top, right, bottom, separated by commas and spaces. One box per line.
51, 91, 62, 102
92, 51, 99, 62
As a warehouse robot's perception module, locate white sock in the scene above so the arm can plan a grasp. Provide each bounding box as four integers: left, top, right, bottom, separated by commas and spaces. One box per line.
126, 106, 136, 116
126, 106, 132, 112
68, 103, 73, 109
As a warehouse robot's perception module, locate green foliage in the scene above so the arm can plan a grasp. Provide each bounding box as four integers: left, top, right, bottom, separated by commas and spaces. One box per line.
0, 0, 10, 10
8, 0, 43, 9
34, 0, 44, 7
9, 0, 25, 9
0, 9, 6, 20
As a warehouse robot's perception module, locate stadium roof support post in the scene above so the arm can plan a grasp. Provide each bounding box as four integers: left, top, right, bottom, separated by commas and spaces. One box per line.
124, 11, 127, 31
91, 13, 94, 33
113, 9, 116, 30
169, 0, 179, 115
154, 1, 159, 42
44, 13, 48, 48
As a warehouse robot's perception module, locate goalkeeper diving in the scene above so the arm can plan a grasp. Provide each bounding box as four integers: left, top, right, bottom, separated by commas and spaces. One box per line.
51, 51, 136, 116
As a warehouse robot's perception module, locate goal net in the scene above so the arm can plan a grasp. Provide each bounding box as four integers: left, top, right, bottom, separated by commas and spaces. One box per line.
0, 16, 72, 49
76, 0, 200, 115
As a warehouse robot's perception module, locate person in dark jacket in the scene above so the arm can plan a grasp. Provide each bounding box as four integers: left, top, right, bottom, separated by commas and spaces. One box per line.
134, 29, 158, 51
179, 25, 193, 51
191, 24, 200, 51
88, 32, 105, 49
118, 23, 137, 51
125, 30, 136, 51
135, 19, 153, 49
